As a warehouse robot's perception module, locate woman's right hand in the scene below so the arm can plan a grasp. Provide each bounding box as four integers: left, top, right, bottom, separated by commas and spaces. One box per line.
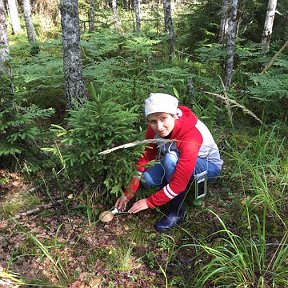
115, 195, 130, 211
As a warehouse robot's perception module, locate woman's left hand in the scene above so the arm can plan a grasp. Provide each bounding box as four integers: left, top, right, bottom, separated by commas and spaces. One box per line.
128, 199, 148, 214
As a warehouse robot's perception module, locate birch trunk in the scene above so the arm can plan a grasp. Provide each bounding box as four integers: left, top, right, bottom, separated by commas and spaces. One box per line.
0, 0, 12, 96
124, 0, 132, 10
22, 0, 36, 43
262, 0, 277, 53
7, 0, 21, 34
60, 0, 87, 109
0, 0, 9, 75
163, 0, 176, 59
89, 0, 95, 32
112, 0, 121, 31
219, 0, 229, 44
225, 0, 238, 89
134, 0, 141, 33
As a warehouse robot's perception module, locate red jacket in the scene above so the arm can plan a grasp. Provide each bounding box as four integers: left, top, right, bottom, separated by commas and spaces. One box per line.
124, 106, 203, 208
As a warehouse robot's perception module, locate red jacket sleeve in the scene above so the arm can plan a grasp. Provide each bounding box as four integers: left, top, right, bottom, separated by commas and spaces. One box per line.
124, 126, 157, 199
146, 128, 203, 208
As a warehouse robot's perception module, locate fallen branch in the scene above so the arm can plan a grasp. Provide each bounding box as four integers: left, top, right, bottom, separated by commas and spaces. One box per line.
14, 199, 64, 219
98, 138, 174, 155
204, 91, 264, 125
99, 133, 226, 156
262, 39, 288, 73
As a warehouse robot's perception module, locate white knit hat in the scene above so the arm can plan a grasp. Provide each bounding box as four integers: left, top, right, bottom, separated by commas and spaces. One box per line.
144, 93, 178, 117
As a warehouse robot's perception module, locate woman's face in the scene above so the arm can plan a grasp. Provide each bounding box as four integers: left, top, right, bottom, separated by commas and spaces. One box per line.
147, 112, 176, 137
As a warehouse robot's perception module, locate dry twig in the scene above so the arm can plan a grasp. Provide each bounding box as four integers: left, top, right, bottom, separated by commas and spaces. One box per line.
14, 199, 64, 219
98, 138, 174, 155
204, 91, 264, 125
262, 39, 288, 73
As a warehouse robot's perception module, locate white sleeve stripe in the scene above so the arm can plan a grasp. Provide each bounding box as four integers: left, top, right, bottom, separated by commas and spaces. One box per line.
166, 184, 178, 196
163, 187, 174, 199
163, 185, 177, 199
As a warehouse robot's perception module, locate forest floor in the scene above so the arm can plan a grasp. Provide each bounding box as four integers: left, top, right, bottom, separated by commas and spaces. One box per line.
0, 168, 242, 288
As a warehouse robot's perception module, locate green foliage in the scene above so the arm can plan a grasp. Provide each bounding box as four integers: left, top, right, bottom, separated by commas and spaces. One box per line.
247, 69, 288, 121
223, 125, 287, 219
50, 84, 144, 197
81, 32, 126, 60
191, 209, 288, 288
10, 39, 65, 116
190, 41, 288, 123
2, 3, 288, 287
0, 91, 54, 170
176, 0, 222, 51
81, 32, 197, 113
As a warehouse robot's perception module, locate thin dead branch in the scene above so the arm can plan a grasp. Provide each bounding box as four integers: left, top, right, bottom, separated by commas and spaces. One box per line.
14, 199, 64, 219
262, 39, 288, 73
204, 91, 264, 125
98, 139, 174, 155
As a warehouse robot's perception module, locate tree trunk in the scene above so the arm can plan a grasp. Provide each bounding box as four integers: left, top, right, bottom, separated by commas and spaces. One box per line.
0, 0, 12, 97
22, 0, 36, 43
7, 0, 21, 34
224, 0, 238, 89
112, 0, 121, 31
163, 0, 176, 59
134, 0, 141, 33
60, 0, 88, 110
219, 0, 229, 44
0, 0, 9, 75
123, 0, 127, 9
89, 0, 95, 32
124, 0, 132, 10
262, 0, 277, 53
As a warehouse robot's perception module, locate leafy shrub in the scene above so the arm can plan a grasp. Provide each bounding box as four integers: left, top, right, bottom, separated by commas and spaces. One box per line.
0, 89, 54, 170
51, 84, 144, 198
10, 39, 65, 118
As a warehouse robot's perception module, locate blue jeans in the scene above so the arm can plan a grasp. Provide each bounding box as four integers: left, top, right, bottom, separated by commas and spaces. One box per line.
142, 151, 221, 189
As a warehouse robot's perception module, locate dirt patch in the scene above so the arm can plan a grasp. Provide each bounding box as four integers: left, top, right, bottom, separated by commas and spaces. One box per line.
0, 169, 30, 200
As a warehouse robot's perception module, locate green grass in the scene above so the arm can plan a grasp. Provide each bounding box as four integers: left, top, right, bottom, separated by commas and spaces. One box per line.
0, 192, 41, 218
180, 209, 288, 288
2, 4, 288, 286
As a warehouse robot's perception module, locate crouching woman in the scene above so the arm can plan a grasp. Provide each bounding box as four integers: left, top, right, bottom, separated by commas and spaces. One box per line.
115, 93, 223, 231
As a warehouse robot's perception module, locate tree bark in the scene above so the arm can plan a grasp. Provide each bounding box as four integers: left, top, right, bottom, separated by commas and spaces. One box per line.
7, 0, 21, 34
0, 0, 13, 97
89, 0, 95, 32
112, 0, 121, 31
123, 0, 127, 9
224, 0, 238, 89
262, 0, 277, 53
163, 0, 176, 59
134, 0, 141, 33
22, 0, 36, 43
0, 0, 9, 75
60, 0, 88, 110
219, 0, 229, 44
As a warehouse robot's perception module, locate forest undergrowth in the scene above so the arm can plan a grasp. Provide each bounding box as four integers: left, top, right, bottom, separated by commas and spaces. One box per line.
1, 2, 288, 287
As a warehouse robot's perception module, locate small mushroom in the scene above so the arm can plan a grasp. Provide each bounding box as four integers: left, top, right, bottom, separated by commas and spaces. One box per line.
99, 211, 114, 222
99, 208, 119, 223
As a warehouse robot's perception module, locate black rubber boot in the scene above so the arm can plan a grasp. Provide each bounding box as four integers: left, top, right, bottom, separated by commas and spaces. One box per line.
154, 191, 186, 232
